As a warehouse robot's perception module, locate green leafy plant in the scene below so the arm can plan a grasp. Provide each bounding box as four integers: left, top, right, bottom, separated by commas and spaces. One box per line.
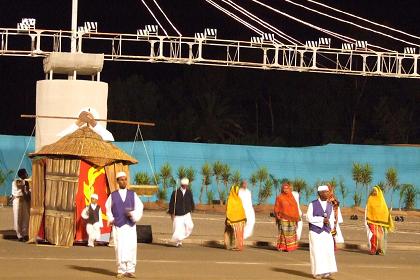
258, 178, 273, 205
338, 177, 348, 208
159, 162, 173, 191
186, 166, 196, 190
221, 163, 231, 192
0, 168, 13, 196
206, 190, 214, 205
229, 170, 241, 186
213, 161, 224, 205
135, 171, 151, 185
199, 162, 212, 204
385, 167, 398, 210
404, 185, 418, 210
353, 192, 362, 207
177, 166, 187, 180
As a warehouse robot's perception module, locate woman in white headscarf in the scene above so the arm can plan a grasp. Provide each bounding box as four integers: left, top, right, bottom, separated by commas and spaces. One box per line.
238, 180, 255, 239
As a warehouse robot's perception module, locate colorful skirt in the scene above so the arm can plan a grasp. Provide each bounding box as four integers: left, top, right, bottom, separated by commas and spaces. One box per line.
224, 221, 245, 251
277, 219, 298, 251
367, 223, 388, 255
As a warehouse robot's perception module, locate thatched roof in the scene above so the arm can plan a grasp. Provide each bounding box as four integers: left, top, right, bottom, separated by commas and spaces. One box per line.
29, 127, 138, 167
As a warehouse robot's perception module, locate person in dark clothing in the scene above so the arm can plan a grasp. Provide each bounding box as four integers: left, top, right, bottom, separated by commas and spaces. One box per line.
168, 178, 195, 247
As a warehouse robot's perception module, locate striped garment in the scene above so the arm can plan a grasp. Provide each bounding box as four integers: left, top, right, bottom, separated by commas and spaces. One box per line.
277, 219, 298, 251
224, 221, 245, 251
367, 223, 388, 255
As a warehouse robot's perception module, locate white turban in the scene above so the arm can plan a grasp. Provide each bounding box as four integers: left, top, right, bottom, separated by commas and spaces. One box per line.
180, 178, 189, 185
116, 171, 127, 179
91, 193, 98, 200
317, 185, 329, 192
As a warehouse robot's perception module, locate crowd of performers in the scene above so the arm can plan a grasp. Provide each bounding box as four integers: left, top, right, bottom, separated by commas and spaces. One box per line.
12, 169, 395, 279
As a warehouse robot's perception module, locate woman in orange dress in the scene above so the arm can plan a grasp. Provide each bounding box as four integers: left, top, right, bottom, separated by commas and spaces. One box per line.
274, 183, 300, 251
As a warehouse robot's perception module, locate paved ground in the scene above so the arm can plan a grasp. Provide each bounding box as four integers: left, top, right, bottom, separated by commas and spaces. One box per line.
1, 207, 419, 279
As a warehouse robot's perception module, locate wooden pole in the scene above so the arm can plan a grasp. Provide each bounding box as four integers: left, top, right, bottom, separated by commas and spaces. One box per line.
21, 114, 155, 127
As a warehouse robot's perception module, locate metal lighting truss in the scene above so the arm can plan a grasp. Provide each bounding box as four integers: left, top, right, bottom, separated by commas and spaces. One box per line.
1, 27, 419, 79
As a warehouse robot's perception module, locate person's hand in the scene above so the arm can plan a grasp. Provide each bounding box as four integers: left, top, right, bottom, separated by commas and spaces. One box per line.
323, 217, 330, 225
76, 111, 89, 127
85, 112, 97, 127
107, 220, 113, 227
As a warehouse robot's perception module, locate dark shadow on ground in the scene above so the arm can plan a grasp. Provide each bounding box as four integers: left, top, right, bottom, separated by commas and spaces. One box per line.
202, 240, 226, 249
0, 229, 17, 239
68, 265, 115, 276
144, 242, 179, 248
249, 244, 277, 251
340, 248, 371, 255
271, 267, 313, 279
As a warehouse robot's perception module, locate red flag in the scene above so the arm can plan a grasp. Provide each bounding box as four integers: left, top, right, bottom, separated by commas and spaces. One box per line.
75, 161, 111, 242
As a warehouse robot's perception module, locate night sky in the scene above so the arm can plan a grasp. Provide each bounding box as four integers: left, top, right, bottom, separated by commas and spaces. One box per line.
0, 0, 419, 144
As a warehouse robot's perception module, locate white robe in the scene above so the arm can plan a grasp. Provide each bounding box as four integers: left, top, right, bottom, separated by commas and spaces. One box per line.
57, 123, 114, 141
106, 189, 143, 274
334, 207, 344, 244
238, 188, 255, 239
81, 204, 103, 246
306, 199, 338, 277
292, 191, 303, 241
171, 212, 194, 244
11, 180, 30, 239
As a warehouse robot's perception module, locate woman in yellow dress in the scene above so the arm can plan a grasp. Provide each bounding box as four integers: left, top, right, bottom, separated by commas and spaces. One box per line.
224, 185, 247, 251
365, 186, 394, 255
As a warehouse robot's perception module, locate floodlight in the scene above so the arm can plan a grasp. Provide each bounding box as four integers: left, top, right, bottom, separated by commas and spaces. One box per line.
17, 18, 36, 31
305, 40, 318, 48
403, 47, 417, 55
204, 28, 217, 39
318, 37, 331, 48
341, 43, 354, 51
355, 40, 368, 50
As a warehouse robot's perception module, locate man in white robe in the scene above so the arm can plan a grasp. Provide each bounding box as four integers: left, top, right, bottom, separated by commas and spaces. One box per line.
11, 168, 30, 242
306, 185, 337, 280
291, 190, 303, 241
238, 180, 255, 239
81, 193, 103, 247
106, 172, 143, 279
57, 107, 114, 141
168, 178, 195, 247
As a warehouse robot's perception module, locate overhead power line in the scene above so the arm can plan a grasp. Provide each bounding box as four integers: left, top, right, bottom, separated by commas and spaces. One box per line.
285, 0, 419, 47
140, 0, 169, 37
223, 0, 301, 45
151, 0, 182, 36
252, 0, 392, 52
306, 0, 420, 42
205, 0, 267, 40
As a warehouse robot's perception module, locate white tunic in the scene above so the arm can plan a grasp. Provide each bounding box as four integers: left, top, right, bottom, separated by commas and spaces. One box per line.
306, 199, 338, 276
292, 191, 303, 240
238, 188, 255, 239
105, 189, 143, 274
334, 207, 344, 244
11, 180, 30, 239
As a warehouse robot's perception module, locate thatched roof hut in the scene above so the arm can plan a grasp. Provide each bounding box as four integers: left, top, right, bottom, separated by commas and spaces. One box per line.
28, 127, 138, 246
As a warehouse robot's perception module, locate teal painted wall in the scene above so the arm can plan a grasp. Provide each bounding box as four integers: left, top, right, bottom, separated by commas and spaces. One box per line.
1, 134, 418, 208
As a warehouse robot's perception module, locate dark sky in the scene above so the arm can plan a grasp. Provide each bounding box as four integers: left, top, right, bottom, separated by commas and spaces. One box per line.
0, 0, 419, 142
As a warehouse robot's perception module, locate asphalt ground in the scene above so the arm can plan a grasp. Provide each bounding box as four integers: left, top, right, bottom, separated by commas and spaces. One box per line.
1, 207, 419, 279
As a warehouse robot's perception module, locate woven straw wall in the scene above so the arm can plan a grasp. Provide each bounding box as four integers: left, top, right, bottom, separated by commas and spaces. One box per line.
44, 158, 80, 246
